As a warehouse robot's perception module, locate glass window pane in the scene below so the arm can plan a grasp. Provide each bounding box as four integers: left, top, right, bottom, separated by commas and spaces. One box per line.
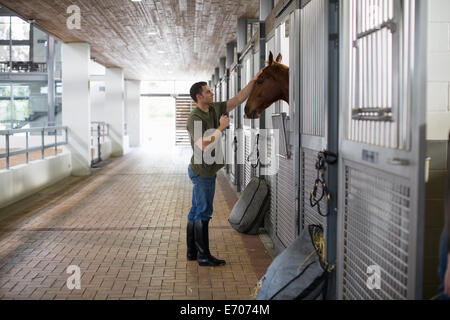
11, 45, 29, 61
33, 27, 47, 63
11, 17, 29, 40
14, 99, 29, 121
0, 100, 11, 121
13, 85, 30, 97
0, 45, 10, 61
0, 16, 10, 40
0, 85, 11, 97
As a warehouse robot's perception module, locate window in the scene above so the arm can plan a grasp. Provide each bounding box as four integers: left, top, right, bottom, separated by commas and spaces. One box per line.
11, 17, 29, 40
0, 15, 49, 72
0, 45, 9, 62
0, 100, 11, 127
12, 45, 29, 61
0, 16, 10, 40
14, 100, 29, 121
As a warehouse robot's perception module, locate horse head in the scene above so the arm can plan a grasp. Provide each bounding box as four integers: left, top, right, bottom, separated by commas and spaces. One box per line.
244, 51, 289, 119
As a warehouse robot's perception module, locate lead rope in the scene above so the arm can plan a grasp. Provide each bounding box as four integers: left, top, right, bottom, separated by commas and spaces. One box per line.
309, 150, 338, 217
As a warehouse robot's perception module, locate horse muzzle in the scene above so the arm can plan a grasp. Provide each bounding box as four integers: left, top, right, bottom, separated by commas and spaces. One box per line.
244, 109, 259, 119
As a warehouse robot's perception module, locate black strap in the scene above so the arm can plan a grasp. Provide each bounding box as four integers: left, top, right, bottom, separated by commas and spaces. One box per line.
309, 150, 338, 217
247, 133, 260, 169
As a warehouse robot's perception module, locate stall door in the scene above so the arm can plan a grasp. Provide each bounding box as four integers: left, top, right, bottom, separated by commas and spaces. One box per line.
273, 13, 297, 249
241, 51, 257, 191
264, 35, 278, 239
337, 0, 426, 300
228, 64, 240, 188
175, 96, 193, 146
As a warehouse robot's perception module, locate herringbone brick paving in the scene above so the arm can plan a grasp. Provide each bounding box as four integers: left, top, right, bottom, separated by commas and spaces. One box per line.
0, 146, 272, 300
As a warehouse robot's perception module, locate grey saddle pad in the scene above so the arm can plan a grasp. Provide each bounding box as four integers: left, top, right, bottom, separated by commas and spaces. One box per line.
256, 225, 328, 300
228, 177, 269, 234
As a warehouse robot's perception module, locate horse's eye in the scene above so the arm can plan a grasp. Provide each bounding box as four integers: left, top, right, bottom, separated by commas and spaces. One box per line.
257, 79, 263, 84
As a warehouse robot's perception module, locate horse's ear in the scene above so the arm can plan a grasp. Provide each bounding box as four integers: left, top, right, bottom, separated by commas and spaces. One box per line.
276, 53, 282, 63
268, 51, 274, 65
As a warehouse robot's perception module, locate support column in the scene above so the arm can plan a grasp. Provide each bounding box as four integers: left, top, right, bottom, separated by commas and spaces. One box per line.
62, 42, 91, 176
105, 68, 126, 157
237, 18, 247, 54
226, 42, 236, 67
125, 80, 141, 148
260, 0, 273, 22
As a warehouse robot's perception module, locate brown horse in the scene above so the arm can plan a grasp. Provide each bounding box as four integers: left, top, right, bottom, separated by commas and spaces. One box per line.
244, 51, 289, 119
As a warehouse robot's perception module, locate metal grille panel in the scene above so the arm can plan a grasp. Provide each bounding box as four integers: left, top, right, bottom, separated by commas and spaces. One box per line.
342, 162, 411, 300
243, 131, 256, 189
175, 97, 192, 146
347, 0, 414, 150
300, 0, 326, 137
276, 156, 296, 248
265, 135, 276, 237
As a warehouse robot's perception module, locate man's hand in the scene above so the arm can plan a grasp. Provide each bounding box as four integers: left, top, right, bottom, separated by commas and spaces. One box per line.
226, 67, 266, 113
219, 115, 230, 131
445, 253, 450, 297
251, 67, 265, 82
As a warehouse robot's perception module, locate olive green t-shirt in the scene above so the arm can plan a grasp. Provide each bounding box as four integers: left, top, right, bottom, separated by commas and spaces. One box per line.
186, 102, 227, 178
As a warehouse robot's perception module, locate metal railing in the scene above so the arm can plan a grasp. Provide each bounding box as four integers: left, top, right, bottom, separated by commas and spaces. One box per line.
90, 122, 109, 167
0, 126, 69, 170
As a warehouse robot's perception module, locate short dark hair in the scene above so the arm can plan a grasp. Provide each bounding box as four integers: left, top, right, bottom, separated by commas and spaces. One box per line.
190, 82, 207, 103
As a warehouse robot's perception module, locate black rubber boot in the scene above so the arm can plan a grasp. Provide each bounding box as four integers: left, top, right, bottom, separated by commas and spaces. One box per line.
186, 220, 197, 261
194, 219, 226, 267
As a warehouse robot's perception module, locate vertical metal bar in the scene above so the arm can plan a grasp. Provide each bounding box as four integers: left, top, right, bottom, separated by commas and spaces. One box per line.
10, 84, 13, 130
41, 129, 44, 159
26, 131, 29, 164
48, 37, 56, 127
97, 124, 101, 162
54, 127, 57, 155
8, 16, 12, 73
5, 133, 9, 170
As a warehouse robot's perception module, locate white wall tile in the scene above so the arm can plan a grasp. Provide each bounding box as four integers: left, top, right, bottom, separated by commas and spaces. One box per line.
429, 0, 450, 22
428, 82, 449, 112
428, 52, 450, 82
427, 112, 450, 140
428, 23, 450, 52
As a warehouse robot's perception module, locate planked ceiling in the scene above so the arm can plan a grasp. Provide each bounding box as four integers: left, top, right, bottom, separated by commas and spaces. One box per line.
0, 0, 260, 80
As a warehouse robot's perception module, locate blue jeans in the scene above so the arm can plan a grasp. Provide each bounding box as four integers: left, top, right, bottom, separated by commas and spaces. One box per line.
438, 230, 450, 300
187, 165, 216, 222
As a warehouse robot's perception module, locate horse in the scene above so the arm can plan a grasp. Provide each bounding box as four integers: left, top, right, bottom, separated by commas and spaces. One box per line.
244, 51, 289, 119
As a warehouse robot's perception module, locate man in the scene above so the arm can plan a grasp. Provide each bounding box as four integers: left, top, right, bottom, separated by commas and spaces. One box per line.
186, 69, 263, 267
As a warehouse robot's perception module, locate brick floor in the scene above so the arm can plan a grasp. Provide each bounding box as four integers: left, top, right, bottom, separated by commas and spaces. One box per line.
0, 146, 272, 300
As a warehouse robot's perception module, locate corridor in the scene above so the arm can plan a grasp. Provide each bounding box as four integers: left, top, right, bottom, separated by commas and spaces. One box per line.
0, 147, 272, 300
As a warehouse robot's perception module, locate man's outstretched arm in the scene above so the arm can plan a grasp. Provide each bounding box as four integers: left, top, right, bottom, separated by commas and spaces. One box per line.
226, 68, 264, 113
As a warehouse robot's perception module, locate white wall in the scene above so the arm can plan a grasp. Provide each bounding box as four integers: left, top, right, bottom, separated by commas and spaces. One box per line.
427, 0, 450, 140
0, 152, 72, 209
90, 81, 106, 122
125, 80, 141, 147
61, 42, 91, 176
105, 68, 126, 157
